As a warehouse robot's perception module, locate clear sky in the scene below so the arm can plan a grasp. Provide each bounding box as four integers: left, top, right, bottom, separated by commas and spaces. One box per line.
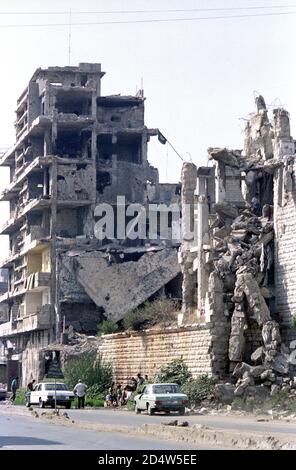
0, 0, 295, 250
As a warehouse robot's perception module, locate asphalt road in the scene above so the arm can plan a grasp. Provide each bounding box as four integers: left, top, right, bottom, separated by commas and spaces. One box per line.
65, 407, 296, 437
1, 404, 296, 449
0, 412, 220, 450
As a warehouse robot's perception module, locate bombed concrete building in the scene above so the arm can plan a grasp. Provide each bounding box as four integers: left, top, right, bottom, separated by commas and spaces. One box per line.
176, 95, 296, 399
0, 63, 181, 386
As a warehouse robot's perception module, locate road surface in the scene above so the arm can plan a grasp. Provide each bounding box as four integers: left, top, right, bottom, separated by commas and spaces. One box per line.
65, 407, 296, 437
0, 412, 222, 450
1, 404, 296, 449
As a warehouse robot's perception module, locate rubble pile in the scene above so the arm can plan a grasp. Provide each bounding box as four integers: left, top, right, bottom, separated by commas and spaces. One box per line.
43, 328, 99, 361
209, 200, 295, 401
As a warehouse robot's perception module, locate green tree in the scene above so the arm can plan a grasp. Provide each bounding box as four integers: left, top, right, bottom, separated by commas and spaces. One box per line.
63, 351, 112, 397
154, 358, 192, 385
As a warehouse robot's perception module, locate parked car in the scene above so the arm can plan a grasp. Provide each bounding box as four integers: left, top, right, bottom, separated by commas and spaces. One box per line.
134, 383, 188, 415
0, 385, 7, 401
26, 382, 75, 409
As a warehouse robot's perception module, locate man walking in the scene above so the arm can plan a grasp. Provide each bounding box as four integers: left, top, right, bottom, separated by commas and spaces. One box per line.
10, 377, 18, 402
73, 379, 87, 409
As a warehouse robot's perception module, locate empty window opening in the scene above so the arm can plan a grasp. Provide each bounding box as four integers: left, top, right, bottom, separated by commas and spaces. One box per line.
111, 115, 121, 122
97, 171, 112, 193
80, 74, 88, 86
97, 133, 141, 164
55, 131, 83, 158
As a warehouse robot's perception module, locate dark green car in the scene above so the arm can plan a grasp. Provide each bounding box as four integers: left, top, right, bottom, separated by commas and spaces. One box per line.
134, 383, 188, 415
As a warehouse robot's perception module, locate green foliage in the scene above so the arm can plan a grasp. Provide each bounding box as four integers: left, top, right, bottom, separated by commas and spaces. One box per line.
86, 384, 106, 400
63, 351, 112, 396
123, 299, 177, 331
13, 388, 26, 405
97, 320, 119, 336
126, 391, 137, 411
154, 358, 192, 386
181, 375, 215, 406
266, 389, 290, 408
292, 313, 296, 330
73, 397, 104, 408
232, 389, 296, 414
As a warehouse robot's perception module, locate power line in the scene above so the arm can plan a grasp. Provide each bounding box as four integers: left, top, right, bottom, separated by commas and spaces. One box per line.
0, 5, 295, 15
0, 11, 295, 28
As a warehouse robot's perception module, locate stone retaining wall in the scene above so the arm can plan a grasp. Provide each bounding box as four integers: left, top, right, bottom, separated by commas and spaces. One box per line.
274, 162, 296, 343
98, 324, 213, 383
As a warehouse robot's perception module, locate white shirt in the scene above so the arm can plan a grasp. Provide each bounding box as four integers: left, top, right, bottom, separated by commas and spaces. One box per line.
74, 382, 87, 397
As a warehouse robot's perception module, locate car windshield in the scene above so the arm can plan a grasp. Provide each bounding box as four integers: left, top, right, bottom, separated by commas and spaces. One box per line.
44, 383, 68, 391
152, 385, 180, 394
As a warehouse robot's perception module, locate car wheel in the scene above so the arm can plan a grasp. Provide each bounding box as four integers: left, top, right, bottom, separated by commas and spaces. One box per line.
66, 403, 71, 409
135, 405, 141, 414
147, 404, 154, 416
39, 399, 45, 409
179, 407, 185, 416
165, 411, 170, 415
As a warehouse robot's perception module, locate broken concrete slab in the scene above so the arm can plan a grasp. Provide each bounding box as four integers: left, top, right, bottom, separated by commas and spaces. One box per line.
208, 148, 240, 167
237, 272, 271, 325
214, 383, 235, 404
213, 202, 239, 220
262, 321, 281, 349
73, 248, 181, 321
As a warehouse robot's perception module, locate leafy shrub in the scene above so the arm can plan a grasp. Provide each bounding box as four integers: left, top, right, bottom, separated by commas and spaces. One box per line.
63, 351, 112, 397
181, 375, 215, 406
98, 320, 119, 336
87, 384, 106, 400
126, 391, 137, 411
154, 358, 192, 386
292, 313, 296, 330
13, 388, 26, 406
73, 397, 104, 408
123, 299, 177, 331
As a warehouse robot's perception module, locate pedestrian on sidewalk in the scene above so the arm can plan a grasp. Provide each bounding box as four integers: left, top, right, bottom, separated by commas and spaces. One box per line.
73, 379, 87, 409
10, 377, 19, 402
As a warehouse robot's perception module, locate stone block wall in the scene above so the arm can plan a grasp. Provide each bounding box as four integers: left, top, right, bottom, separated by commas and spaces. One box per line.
98, 325, 214, 383
274, 161, 296, 343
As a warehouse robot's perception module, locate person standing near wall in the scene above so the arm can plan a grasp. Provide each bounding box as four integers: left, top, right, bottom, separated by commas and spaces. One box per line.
10, 377, 18, 402
73, 379, 87, 409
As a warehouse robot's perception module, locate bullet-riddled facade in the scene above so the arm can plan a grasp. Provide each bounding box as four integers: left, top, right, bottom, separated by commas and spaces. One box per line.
0, 63, 181, 386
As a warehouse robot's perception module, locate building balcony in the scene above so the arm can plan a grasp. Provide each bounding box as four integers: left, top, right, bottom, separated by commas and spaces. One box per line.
0, 236, 49, 270
0, 157, 44, 202
0, 304, 52, 337
0, 197, 51, 235
24, 272, 50, 292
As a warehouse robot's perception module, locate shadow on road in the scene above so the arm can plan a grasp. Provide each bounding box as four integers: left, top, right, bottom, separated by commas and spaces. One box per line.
0, 436, 62, 446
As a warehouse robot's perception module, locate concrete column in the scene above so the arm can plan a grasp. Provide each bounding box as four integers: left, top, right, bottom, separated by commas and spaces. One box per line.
179, 162, 197, 323
273, 108, 294, 160
197, 176, 207, 197
91, 91, 97, 118
214, 162, 226, 203
50, 157, 59, 342
141, 131, 148, 165
44, 129, 52, 156
197, 195, 209, 314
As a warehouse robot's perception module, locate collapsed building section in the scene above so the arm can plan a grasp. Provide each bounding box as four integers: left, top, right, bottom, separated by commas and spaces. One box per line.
0, 63, 181, 386
179, 96, 296, 397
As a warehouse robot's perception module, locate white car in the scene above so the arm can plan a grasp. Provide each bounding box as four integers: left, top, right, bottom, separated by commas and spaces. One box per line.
26, 382, 75, 409
0, 386, 7, 401
134, 383, 189, 415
